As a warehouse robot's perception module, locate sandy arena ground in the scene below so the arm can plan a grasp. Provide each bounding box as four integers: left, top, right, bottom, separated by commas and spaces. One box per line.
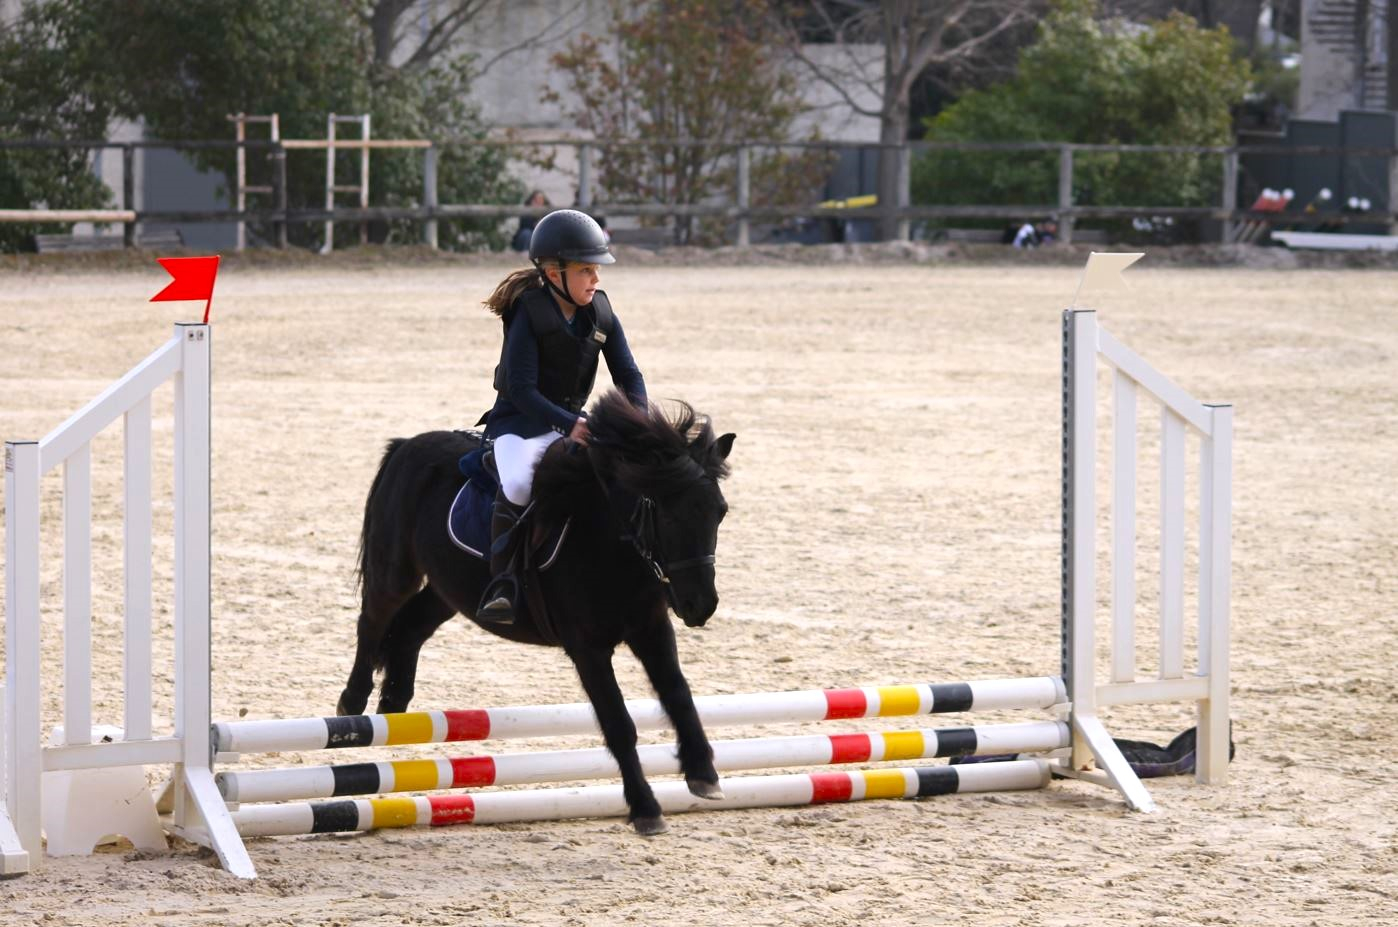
1, 258, 1395, 925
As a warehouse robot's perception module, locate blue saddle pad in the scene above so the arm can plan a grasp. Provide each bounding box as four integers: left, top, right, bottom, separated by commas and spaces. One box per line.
448, 448, 497, 559
448, 444, 571, 568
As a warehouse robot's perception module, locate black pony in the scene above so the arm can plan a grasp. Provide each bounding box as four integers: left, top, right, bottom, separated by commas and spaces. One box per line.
338, 391, 735, 835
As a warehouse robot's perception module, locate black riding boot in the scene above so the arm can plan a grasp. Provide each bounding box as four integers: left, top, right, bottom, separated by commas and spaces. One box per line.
477, 493, 527, 625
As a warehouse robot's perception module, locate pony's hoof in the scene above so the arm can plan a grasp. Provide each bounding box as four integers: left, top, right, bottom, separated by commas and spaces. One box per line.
632, 815, 669, 836
335, 695, 362, 717
686, 779, 725, 801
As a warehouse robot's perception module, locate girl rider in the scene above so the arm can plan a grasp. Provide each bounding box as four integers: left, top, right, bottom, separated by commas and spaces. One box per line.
477, 209, 647, 624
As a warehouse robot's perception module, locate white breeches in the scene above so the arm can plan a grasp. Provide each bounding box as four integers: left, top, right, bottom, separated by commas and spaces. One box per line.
493, 432, 563, 505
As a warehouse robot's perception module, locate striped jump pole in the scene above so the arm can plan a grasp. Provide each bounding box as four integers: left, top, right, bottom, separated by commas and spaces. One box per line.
231, 759, 1051, 837
213, 676, 1067, 754
217, 720, 1069, 803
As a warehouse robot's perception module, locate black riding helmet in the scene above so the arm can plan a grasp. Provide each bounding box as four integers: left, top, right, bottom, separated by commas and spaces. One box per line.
529, 209, 614, 306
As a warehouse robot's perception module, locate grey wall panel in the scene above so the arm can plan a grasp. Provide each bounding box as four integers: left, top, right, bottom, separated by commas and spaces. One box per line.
141, 148, 237, 251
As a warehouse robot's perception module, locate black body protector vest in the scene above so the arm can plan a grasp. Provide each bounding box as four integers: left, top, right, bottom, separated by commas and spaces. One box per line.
493, 287, 615, 415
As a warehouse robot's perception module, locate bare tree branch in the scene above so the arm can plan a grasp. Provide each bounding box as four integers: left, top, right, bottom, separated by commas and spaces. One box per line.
934, 9, 1034, 65
401, 0, 493, 72
474, 0, 590, 77
799, 47, 885, 102
785, 42, 883, 118
884, 1, 1034, 101
774, 2, 885, 116
821, 1, 886, 78
779, 0, 1040, 116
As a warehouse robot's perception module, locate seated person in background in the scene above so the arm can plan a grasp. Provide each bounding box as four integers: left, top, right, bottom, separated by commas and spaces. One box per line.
511, 190, 551, 252
1009, 218, 1058, 249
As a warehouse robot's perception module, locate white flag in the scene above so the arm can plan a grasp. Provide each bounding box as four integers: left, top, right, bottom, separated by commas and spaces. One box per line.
1070, 252, 1144, 308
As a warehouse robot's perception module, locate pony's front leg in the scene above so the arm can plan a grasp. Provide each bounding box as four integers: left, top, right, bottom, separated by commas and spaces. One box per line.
568, 644, 667, 835
627, 617, 722, 800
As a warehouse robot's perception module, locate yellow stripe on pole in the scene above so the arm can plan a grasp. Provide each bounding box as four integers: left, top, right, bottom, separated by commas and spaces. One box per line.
861, 769, 910, 800
384, 712, 435, 746
879, 731, 927, 761
369, 798, 420, 829
390, 760, 441, 793
875, 686, 922, 717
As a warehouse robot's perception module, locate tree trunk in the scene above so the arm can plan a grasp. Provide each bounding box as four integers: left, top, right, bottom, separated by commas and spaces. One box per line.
877, 5, 913, 242
369, 0, 414, 69
877, 97, 909, 241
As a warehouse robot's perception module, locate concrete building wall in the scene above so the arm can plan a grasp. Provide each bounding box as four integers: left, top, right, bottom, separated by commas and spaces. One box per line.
454, 1, 882, 136
784, 43, 884, 142
443, 0, 883, 209
1299, 0, 1392, 119
454, 0, 608, 132
74, 120, 142, 239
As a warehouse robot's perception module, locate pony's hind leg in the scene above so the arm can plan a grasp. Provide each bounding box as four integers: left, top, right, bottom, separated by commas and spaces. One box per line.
375, 584, 456, 714
337, 644, 377, 717
338, 586, 415, 716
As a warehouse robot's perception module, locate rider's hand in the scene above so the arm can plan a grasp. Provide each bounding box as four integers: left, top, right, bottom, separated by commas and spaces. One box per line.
569, 417, 590, 446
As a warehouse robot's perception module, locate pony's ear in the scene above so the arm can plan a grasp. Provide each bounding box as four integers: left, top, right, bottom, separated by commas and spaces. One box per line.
714, 433, 736, 460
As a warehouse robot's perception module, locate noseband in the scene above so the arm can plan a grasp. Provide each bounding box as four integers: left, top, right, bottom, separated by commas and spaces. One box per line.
626, 494, 716, 586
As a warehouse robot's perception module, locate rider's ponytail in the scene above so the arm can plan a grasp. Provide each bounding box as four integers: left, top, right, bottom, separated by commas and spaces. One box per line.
483, 264, 555, 317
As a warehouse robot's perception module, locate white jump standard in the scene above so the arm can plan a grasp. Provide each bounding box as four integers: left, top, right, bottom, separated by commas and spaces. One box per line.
1, 294, 1232, 879
3, 325, 251, 877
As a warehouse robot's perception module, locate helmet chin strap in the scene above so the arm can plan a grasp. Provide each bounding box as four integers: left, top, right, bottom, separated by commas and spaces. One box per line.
535, 260, 581, 306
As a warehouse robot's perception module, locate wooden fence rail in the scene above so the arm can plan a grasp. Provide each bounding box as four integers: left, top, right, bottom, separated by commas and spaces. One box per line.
3, 137, 1396, 248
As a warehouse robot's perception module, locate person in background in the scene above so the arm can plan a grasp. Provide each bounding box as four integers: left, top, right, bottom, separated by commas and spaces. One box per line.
1012, 221, 1039, 248
511, 190, 551, 252
1009, 218, 1058, 248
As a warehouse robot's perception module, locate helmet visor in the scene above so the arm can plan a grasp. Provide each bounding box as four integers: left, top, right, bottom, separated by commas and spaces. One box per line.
558, 247, 616, 265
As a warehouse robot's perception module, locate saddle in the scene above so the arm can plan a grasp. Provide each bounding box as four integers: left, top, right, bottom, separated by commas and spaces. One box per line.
448, 442, 571, 568
447, 438, 572, 642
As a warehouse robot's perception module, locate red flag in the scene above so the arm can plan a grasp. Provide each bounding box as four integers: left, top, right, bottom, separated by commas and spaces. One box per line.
151, 255, 220, 324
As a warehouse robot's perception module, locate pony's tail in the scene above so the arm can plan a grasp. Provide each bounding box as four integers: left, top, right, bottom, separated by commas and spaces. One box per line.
483, 266, 544, 317
357, 438, 408, 595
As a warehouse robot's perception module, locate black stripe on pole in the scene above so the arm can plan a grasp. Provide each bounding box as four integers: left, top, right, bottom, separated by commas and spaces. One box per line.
324, 715, 376, 749
309, 800, 362, 834
932, 727, 979, 758
914, 766, 961, 797
331, 763, 383, 797
928, 683, 974, 713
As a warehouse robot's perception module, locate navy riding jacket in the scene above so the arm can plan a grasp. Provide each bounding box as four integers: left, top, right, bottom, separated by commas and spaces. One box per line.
484, 296, 647, 440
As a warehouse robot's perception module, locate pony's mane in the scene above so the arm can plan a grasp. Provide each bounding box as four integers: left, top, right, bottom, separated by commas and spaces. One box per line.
533, 391, 728, 519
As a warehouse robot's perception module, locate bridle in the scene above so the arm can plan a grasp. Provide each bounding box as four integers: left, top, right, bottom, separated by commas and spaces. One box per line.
586, 446, 716, 600
624, 494, 717, 586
